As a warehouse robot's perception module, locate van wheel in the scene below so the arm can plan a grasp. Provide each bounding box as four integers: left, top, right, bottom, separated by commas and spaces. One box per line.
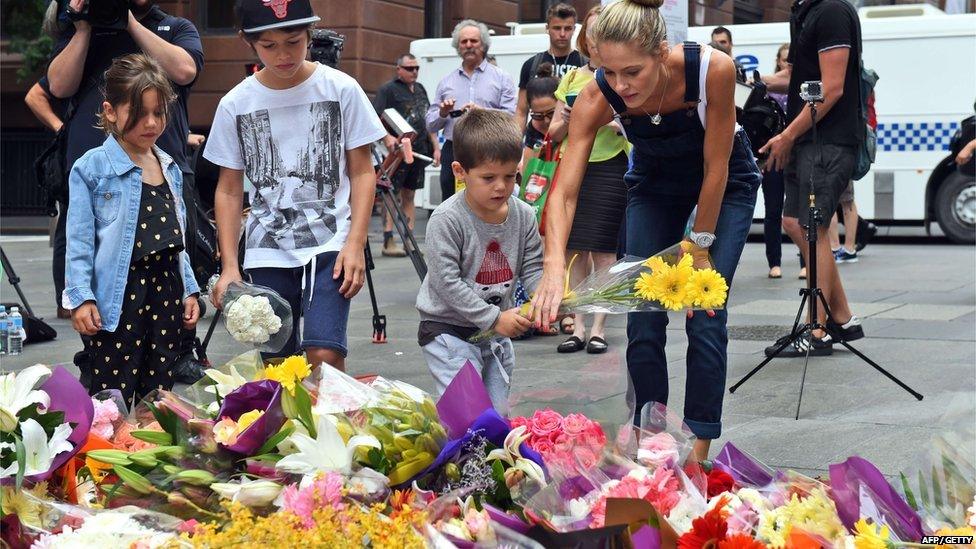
935, 171, 976, 244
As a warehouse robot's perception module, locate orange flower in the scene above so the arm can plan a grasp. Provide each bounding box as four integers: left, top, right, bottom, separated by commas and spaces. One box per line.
718, 534, 767, 549
678, 495, 730, 549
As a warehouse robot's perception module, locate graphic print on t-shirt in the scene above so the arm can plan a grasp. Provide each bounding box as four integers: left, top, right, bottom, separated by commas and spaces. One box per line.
474, 240, 514, 306
236, 100, 343, 251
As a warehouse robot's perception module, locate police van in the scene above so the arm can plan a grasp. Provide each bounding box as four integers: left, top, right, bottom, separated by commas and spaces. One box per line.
409, 5, 976, 243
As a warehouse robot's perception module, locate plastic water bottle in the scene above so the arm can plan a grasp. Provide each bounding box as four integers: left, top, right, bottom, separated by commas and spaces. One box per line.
0, 306, 7, 356
7, 307, 24, 356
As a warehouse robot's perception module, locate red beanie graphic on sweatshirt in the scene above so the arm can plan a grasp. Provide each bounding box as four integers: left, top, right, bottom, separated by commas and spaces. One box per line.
475, 241, 513, 285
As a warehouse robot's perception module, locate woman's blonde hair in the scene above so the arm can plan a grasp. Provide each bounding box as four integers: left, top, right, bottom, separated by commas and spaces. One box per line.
776, 43, 790, 72
593, 0, 669, 57
97, 54, 177, 137
576, 4, 603, 59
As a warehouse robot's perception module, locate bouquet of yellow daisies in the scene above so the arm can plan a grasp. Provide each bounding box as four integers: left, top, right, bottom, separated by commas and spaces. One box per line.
565, 241, 730, 314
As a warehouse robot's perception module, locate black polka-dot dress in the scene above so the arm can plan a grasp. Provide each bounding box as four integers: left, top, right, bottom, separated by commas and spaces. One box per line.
89, 183, 186, 406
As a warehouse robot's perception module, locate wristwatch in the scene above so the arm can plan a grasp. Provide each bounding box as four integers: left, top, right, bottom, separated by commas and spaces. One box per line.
689, 230, 716, 249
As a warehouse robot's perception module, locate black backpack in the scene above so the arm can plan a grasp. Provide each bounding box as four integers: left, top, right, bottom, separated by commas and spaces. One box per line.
34, 127, 69, 216
737, 71, 787, 158
181, 153, 220, 291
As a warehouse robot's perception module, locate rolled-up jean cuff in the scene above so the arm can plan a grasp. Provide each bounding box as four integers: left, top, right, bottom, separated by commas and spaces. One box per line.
683, 417, 721, 440
301, 339, 349, 358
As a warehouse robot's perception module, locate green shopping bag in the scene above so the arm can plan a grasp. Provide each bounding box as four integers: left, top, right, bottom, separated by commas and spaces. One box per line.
519, 136, 561, 234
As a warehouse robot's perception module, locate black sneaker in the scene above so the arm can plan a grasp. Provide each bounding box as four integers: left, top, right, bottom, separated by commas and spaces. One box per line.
826, 315, 864, 342
855, 218, 877, 252
764, 333, 833, 357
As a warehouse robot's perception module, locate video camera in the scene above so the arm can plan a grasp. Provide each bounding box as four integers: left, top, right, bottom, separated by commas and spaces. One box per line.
309, 29, 345, 69
63, 0, 129, 30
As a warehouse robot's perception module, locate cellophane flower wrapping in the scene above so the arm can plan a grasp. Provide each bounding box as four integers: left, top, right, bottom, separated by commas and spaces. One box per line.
508, 350, 635, 457
561, 242, 729, 315
310, 367, 447, 487
221, 281, 293, 353
185, 350, 265, 414
422, 488, 544, 549
215, 380, 286, 456
9, 490, 181, 548
895, 400, 975, 533
637, 402, 697, 471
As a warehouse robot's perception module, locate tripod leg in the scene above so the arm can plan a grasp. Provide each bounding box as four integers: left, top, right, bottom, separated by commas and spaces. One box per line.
729, 292, 810, 393
380, 187, 427, 281
0, 247, 36, 318
201, 308, 222, 352
836, 340, 924, 400
813, 291, 923, 400
363, 243, 387, 343
796, 343, 813, 420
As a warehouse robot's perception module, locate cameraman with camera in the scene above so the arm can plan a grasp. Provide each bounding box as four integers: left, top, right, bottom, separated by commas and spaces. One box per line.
760, 0, 865, 357
45, 0, 204, 382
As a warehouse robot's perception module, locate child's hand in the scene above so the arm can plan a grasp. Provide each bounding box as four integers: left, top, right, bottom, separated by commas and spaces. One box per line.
183, 295, 200, 329
493, 308, 532, 338
335, 244, 366, 299
72, 302, 102, 336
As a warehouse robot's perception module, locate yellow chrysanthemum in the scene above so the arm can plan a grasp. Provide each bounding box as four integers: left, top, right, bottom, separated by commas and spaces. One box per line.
685, 268, 729, 309
852, 519, 891, 549
649, 264, 691, 311
265, 355, 311, 395
237, 409, 265, 432
643, 256, 668, 272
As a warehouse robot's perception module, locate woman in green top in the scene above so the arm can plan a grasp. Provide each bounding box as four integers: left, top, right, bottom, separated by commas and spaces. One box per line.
547, 4, 631, 355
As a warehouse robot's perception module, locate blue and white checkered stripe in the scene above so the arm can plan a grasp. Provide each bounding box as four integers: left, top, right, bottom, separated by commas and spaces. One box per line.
876, 121, 959, 152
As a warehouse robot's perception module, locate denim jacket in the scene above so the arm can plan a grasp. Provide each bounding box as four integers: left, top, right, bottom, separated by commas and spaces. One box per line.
63, 135, 200, 332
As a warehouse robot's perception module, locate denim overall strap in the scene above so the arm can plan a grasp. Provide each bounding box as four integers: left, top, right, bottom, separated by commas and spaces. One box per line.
682, 41, 702, 107
594, 68, 629, 116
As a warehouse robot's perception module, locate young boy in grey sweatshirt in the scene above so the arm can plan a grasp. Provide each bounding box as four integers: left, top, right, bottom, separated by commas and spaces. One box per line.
416, 110, 544, 413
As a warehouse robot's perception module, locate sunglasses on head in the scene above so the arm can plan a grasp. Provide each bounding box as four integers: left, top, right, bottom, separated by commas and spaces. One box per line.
399, 66, 420, 72
529, 109, 555, 121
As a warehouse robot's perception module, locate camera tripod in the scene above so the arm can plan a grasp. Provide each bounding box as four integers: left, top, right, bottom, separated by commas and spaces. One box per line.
729, 95, 922, 419
1, 246, 36, 318
363, 144, 429, 343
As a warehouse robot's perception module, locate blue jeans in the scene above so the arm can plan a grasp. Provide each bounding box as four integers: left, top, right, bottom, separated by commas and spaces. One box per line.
247, 251, 350, 359
624, 139, 759, 439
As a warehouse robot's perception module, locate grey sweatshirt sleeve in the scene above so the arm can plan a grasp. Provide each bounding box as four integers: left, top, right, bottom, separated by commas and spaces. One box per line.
520, 206, 545, 296
421, 212, 502, 331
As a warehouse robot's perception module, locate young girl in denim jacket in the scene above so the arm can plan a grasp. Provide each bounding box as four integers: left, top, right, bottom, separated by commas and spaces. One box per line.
63, 53, 200, 406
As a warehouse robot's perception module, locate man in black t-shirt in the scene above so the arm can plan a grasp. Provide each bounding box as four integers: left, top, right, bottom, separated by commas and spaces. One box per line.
47, 0, 203, 174
759, 0, 865, 357
515, 3, 585, 131
374, 53, 441, 257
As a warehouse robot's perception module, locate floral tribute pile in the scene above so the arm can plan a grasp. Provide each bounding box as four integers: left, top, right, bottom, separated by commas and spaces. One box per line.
1, 357, 973, 548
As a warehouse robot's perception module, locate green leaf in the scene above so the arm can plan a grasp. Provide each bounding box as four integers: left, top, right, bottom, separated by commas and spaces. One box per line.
14, 434, 26, 489
293, 384, 316, 439
490, 459, 510, 502
366, 447, 392, 474
255, 421, 296, 456
899, 473, 918, 510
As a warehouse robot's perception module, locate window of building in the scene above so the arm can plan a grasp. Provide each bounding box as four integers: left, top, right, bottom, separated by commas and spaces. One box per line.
198, 0, 236, 33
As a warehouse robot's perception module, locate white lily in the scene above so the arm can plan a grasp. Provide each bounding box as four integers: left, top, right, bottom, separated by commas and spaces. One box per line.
275, 415, 380, 475
486, 426, 546, 485
0, 418, 72, 478
210, 478, 284, 507
347, 467, 389, 497
0, 365, 52, 432
203, 365, 248, 399
486, 425, 532, 466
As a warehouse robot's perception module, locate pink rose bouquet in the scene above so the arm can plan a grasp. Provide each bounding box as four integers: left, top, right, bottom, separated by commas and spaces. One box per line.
510, 410, 607, 476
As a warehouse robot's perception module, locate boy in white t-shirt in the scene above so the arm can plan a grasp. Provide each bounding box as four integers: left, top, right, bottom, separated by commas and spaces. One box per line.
205, 0, 386, 371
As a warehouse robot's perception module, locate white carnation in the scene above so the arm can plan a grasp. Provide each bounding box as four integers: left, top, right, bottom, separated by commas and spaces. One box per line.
225, 294, 283, 345
29, 510, 175, 548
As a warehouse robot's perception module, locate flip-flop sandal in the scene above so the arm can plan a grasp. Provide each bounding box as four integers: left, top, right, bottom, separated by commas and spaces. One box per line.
586, 336, 608, 354
560, 316, 575, 335
557, 336, 586, 353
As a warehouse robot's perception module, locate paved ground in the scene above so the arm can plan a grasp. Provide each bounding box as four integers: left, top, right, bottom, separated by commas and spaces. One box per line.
2, 219, 974, 477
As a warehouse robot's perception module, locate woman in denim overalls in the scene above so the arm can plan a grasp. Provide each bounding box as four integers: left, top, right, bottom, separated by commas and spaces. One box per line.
533, 0, 761, 460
